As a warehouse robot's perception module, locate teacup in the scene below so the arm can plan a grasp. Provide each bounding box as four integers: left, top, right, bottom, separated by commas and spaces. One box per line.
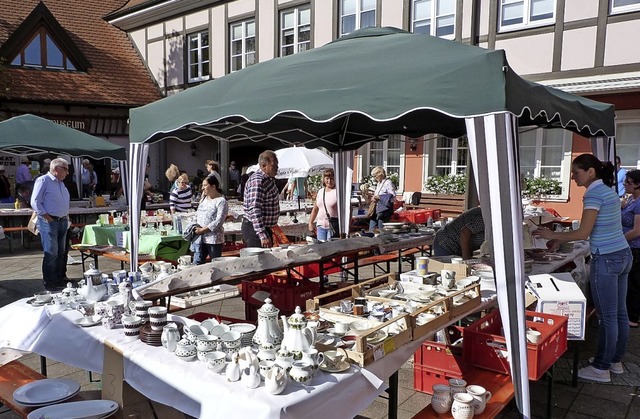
259, 360, 275, 380
323, 348, 347, 370
129, 300, 152, 321
178, 255, 192, 266
526, 329, 542, 344
333, 321, 349, 335
340, 300, 353, 313
220, 331, 242, 349
210, 323, 231, 337
35, 290, 53, 303
186, 324, 209, 343
448, 378, 467, 395
450, 257, 464, 264
440, 270, 456, 289
122, 315, 143, 338
466, 384, 492, 415
106, 301, 124, 321
205, 351, 227, 373
196, 335, 219, 352
78, 302, 95, 317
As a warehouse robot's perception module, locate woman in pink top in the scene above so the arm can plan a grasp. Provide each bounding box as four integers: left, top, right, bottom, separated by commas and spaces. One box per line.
308, 168, 338, 241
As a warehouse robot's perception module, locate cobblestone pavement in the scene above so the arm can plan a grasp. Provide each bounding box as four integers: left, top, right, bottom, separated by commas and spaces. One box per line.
1, 242, 640, 418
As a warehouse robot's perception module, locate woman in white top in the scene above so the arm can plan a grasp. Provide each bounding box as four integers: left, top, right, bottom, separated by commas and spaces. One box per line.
194, 175, 228, 264
308, 168, 338, 241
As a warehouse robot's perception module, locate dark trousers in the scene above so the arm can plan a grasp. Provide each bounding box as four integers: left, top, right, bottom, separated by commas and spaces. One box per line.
241, 219, 272, 248
627, 248, 640, 323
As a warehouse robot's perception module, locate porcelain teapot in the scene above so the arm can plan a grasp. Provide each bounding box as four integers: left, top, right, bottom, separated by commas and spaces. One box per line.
253, 298, 283, 347
84, 264, 103, 286
281, 306, 315, 359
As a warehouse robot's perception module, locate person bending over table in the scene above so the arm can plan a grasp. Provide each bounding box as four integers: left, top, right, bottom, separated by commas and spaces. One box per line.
432, 207, 484, 259
534, 154, 631, 383
193, 175, 228, 264
242, 150, 280, 248
31, 158, 71, 291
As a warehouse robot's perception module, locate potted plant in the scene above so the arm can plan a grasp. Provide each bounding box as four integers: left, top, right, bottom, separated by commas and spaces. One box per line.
521, 177, 562, 202
423, 174, 466, 195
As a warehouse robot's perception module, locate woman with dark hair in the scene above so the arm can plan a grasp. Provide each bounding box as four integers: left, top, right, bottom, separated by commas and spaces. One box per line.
622, 170, 640, 328
193, 175, 228, 264
534, 154, 631, 383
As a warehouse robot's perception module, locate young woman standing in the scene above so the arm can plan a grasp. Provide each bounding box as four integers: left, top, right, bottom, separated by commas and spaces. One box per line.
194, 175, 228, 264
621, 170, 640, 328
534, 154, 631, 383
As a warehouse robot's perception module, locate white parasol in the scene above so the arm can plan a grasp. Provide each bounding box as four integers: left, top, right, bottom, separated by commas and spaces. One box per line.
247, 146, 333, 179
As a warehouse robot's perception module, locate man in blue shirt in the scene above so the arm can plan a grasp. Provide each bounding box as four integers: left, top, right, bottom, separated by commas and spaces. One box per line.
31, 158, 71, 290
616, 156, 628, 198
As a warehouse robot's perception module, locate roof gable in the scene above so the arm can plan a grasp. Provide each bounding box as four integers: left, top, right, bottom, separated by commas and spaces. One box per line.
0, 2, 90, 71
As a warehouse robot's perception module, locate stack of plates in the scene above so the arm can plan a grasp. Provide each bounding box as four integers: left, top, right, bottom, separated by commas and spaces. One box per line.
230, 323, 257, 346
13, 378, 80, 407
139, 323, 163, 346
27, 400, 119, 419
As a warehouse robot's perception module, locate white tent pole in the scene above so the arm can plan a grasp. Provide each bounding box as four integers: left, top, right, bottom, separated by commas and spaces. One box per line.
466, 113, 531, 418
128, 143, 149, 270
72, 157, 82, 198
334, 150, 354, 237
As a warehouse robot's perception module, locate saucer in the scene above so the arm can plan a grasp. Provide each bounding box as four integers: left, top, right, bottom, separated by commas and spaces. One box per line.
74, 315, 102, 327
319, 361, 351, 373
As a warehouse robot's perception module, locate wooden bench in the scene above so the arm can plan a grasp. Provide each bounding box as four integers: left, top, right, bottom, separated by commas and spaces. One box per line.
406, 193, 467, 220
411, 367, 515, 419
0, 360, 101, 418
1, 226, 30, 251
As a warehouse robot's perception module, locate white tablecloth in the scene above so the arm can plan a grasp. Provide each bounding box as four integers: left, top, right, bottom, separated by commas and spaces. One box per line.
0, 299, 425, 418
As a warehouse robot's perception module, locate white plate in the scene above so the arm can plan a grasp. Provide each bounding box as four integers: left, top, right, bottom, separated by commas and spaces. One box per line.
367, 329, 388, 345
13, 378, 81, 406
27, 400, 119, 419
74, 315, 103, 327
383, 222, 405, 227
319, 361, 351, 373
242, 247, 267, 255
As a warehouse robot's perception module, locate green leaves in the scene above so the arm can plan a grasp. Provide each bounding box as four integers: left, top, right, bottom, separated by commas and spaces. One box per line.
423, 174, 466, 195
521, 177, 562, 199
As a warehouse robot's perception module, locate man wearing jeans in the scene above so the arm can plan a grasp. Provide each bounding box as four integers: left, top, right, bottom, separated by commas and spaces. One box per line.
31, 158, 71, 291
242, 150, 280, 248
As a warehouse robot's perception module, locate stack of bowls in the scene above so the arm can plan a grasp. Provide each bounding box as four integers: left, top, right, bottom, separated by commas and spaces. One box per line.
230, 323, 257, 347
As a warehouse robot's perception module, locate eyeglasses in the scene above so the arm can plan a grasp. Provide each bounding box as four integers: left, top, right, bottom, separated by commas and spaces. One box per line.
59, 167, 69, 172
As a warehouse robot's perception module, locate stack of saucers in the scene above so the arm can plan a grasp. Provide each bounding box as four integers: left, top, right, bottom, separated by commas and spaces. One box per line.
230, 323, 257, 346
139, 323, 162, 346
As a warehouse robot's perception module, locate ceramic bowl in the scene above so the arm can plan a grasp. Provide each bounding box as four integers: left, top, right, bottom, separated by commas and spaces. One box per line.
197, 349, 213, 362
175, 341, 196, 358
186, 324, 209, 342
201, 318, 219, 333
455, 279, 475, 290
196, 335, 219, 352
377, 289, 397, 299
220, 331, 242, 349
205, 351, 227, 372
210, 323, 231, 337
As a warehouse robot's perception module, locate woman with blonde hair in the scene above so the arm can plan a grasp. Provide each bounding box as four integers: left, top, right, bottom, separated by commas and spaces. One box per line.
165, 164, 180, 192
169, 173, 193, 214
308, 168, 339, 241
368, 166, 396, 231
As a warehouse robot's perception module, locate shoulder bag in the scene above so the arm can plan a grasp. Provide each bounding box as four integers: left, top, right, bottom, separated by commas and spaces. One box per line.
322, 188, 341, 237
27, 211, 39, 236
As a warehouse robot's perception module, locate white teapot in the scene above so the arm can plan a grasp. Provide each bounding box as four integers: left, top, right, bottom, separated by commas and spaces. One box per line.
252, 298, 283, 347
281, 306, 315, 360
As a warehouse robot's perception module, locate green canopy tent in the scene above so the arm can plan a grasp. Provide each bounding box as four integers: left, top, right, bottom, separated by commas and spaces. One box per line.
0, 114, 127, 198
128, 28, 615, 417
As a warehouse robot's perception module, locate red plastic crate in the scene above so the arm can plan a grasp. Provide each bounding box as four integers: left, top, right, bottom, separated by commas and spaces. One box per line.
414, 326, 469, 374
463, 310, 568, 381
242, 274, 320, 322
413, 365, 464, 394
397, 209, 442, 224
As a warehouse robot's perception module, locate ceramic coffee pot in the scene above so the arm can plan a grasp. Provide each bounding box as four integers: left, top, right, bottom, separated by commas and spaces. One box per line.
252, 298, 283, 347
281, 306, 315, 359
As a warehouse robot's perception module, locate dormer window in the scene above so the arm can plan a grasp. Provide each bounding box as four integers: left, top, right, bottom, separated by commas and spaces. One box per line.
10, 27, 77, 70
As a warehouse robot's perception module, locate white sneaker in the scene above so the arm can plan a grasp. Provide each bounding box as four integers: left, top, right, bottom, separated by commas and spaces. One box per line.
578, 365, 611, 383
588, 357, 624, 374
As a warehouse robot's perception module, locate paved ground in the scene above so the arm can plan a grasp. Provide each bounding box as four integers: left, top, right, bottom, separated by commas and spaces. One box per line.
1, 239, 640, 418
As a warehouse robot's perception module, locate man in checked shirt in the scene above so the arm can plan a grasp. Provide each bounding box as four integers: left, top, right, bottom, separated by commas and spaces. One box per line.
242, 150, 280, 248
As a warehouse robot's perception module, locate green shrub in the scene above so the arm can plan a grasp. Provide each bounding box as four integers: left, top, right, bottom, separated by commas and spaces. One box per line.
522, 177, 562, 199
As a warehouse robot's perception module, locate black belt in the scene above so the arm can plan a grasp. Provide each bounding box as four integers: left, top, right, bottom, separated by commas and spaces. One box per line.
49, 215, 68, 221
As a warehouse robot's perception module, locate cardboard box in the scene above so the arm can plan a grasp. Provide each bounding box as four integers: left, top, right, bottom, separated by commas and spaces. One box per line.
426, 256, 470, 278
527, 273, 587, 340
399, 269, 433, 284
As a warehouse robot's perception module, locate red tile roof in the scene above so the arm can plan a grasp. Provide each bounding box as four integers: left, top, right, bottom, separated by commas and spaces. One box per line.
0, 0, 162, 107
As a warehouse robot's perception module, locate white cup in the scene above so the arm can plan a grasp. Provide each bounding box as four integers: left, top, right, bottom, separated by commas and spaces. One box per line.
448, 378, 467, 395
451, 257, 464, 264
178, 255, 192, 266
323, 348, 347, 369
572, 220, 581, 230
466, 384, 492, 415
526, 330, 542, 344
334, 321, 349, 335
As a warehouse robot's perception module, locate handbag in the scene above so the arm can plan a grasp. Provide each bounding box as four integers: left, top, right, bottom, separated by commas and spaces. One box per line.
322, 188, 340, 237
27, 211, 39, 236
366, 200, 377, 218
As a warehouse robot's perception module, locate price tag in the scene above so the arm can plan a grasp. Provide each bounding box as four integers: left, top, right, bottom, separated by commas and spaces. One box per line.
372, 343, 385, 361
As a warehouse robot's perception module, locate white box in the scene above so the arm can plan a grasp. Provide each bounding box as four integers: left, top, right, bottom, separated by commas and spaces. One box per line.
528, 273, 587, 340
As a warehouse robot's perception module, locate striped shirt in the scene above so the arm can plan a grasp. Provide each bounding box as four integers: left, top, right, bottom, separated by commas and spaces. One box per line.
243, 170, 280, 240
170, 186, 193, 213
583, 180, 628, 255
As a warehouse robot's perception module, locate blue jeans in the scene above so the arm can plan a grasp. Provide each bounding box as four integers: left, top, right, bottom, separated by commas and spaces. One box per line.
590, 247, 632, 370
194, 243, 223, 265
316, 226, 332, 242
37, 218, 68, 287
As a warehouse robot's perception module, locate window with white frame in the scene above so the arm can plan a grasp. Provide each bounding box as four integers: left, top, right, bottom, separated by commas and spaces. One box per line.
340, 0, 377, 37
411, 0, 456, 39
187, 31, 210, 83
518, 128, 571, 199
363, 137, 404, 191
614, 122, 640, 170
611, 0, 640, 14
433, 136, 468, 176
499, 0, 555, 32
280, 6, 311, 56
230, 20, 256, 72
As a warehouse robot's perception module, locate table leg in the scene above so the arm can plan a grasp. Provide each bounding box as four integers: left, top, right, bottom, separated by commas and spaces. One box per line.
387, 370, 398, 419
572, 341, 580, 387
39, 356, 47, 376
397, 249, 403, 273
546, 363, 554, 418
